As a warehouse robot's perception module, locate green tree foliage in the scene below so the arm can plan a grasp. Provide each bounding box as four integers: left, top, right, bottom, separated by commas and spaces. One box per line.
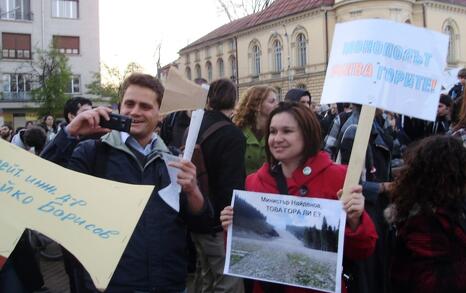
86, 62, 144, 104
234, 196, 279, 237
30, 46, 72, 117
287, 217, 339, 252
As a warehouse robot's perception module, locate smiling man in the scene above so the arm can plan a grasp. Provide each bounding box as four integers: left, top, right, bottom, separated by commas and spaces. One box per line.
48, 73, 211, 292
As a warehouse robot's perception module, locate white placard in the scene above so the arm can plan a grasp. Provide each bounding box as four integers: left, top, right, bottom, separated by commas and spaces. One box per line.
224, 190, 346, 293
321, 19, 449, 121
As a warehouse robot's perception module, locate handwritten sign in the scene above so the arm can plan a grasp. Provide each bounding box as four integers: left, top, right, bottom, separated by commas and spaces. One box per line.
0, 139, 153, 290
225, 190, 346, 293
321, 19, 448, 121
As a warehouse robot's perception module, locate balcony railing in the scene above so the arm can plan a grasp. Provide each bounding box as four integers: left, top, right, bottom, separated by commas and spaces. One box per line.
0, 92, 33, 101
0, 9, 33, 21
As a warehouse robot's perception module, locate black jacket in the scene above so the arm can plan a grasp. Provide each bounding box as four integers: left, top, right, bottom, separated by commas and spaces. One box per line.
48, 130, 212, 292
198, 110, 246, 232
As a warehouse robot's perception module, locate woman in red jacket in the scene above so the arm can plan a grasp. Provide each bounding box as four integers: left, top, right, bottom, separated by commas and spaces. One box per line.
220, 102, 377, 293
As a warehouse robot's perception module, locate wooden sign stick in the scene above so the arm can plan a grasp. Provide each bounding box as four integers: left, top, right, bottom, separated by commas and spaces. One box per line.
341, 104, 376, 201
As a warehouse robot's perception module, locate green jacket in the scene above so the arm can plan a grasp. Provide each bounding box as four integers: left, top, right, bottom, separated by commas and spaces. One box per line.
243, 127, 267, 175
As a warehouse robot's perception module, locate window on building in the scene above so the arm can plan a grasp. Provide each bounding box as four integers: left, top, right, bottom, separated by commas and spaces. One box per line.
275, 87, 282, 101
67, 75, 80, 94
2, 73, 32, 93
52, 0, 78, 19
229, 55, 237, 81
206, 62, 212, 82
444, 24, 457, 63
53, 35, 80, 54
229, 39, 235, 51
217, 58, 224, 77
194, 50, 200, 61
297, 83, 307, 89
186, 53, 190, 63
185, 67, 192, 80
205, 47, 211, 58
297, 33, 307, 67
2, 33, 31, 59
273, 39, 282, 72
217, 43, 223, 54
195, 64, 201, 79
0, 0, 32, 20
252, 45, 261, 76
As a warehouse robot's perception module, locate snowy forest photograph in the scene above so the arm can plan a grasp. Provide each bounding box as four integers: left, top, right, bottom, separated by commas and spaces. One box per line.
225, 191, 345, 293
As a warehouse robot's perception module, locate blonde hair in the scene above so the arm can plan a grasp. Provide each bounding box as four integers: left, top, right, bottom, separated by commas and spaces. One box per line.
233, 86, 277, 129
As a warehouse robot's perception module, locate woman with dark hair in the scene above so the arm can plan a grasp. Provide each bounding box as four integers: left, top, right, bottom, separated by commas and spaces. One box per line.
386, 135, 466, 293
234, 86, 278, 174
221, 102, 377, 293
40, 114, 57, 143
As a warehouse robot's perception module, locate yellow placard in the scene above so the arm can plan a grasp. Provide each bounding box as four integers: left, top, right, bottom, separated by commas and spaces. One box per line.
0, 139, 153, 290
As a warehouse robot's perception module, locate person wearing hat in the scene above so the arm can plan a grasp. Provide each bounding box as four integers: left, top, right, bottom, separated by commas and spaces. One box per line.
284, 88, 312, 108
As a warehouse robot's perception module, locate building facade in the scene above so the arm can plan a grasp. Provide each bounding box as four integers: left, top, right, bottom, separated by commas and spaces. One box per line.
177, 0, 466, 100
0, 0, 100, 128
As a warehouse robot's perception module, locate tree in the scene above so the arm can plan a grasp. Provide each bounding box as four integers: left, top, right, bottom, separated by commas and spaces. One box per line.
217, 0, 275, 22
30, 46, 72, 117
86, 62, 144, 104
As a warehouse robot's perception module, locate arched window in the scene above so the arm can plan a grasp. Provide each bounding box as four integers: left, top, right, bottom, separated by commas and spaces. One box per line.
185, 67, 192, 80
206, 61, 212, 82
229, 55, 237, 81
252, 45, 261, 76
195, 64, 201, 79
217, 58, 224, 77
273, 40, 282, 72
297, 33, 307, 67
444, 24, 456, 63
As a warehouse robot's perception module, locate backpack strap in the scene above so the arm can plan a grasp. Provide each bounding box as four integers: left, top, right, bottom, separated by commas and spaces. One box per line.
93, 140, 109, 178
198, 121, 231, 144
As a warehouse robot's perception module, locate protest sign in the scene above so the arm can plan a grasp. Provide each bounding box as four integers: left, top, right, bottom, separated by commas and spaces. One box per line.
160, 66, 209, 114
321, 19, 448, 122
0, 139, 153, 290
225, 190, 346, 293
320, 19, 448, 200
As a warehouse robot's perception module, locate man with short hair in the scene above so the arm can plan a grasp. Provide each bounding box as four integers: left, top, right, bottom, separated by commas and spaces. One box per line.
48, 73, 211, 292
190, 78, 246, 293
63, 96, 93, 124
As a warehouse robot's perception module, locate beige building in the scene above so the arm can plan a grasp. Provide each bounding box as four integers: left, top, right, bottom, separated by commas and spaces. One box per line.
177, 0, 466, 100
0, 0, 100, 128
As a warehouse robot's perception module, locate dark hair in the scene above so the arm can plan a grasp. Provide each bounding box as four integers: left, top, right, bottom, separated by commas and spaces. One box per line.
391, 135, 466, 223
22, 126, 47, 155
265, 102, 322, 166
207, 78, 237, 111
439, 93, 452, 107
63, 96, 93, 123
120, 73, 164, 106
284, 88, 311, 104
453, 92, 466, 131
457, 68, 466, 79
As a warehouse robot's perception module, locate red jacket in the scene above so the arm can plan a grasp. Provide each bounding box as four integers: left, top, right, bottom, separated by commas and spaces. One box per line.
246, 151, 378, 293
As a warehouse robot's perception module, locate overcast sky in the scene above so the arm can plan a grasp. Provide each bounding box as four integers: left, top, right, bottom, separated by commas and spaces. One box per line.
99, 0, 230, 75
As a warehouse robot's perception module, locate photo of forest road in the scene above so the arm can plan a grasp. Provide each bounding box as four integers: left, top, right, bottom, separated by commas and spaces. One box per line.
229, 196, 339, 292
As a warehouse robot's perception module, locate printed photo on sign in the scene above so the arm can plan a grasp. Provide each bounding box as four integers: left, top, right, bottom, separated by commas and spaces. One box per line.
224, 190, 346, 293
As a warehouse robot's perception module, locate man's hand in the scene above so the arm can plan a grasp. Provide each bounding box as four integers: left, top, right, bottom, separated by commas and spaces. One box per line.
168, 160, 204, 213
66, 107, 113, 137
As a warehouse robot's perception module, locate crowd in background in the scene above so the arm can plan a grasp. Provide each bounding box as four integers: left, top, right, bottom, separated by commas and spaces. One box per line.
0, 68, 464, 293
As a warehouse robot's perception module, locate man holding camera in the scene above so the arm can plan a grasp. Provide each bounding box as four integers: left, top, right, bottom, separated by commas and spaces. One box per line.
48, 73, 211, 292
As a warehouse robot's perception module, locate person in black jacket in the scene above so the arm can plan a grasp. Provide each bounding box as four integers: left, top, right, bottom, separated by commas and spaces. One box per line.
42, 73, 211, 292
190, 78, 246, 293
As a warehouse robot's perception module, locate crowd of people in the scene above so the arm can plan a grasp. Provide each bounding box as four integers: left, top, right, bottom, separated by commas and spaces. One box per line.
0, 68, 464, 293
